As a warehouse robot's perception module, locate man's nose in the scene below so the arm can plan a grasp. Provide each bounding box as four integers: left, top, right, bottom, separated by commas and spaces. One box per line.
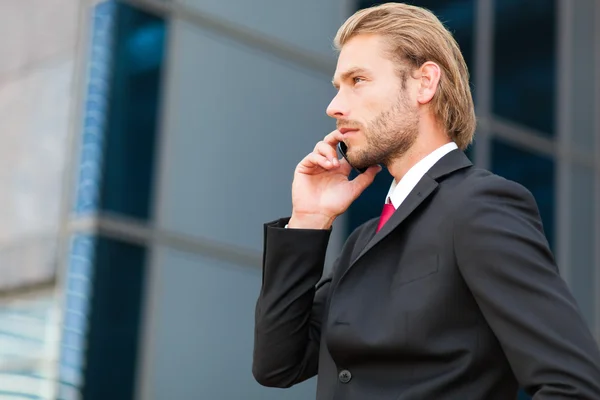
326, 92, 349, 118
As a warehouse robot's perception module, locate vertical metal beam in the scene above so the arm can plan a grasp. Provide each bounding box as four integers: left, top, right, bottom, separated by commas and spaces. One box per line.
594, 0, 600, 342
473, 0, 494, 170
556, 0, 573, 286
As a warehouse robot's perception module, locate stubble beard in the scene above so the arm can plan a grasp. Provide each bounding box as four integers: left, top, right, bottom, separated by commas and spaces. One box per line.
350, 94, 419, 171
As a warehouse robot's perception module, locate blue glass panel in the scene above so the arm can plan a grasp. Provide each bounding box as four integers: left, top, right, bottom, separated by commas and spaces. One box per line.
0, 293, 55, 399
490, 138, 555, 250
58, 233, 148, 399
82, 237, 147, 400
60, 346, 84, 370
62, 329, 85, 351
464, 142, 475, 162
493, 0, 556, 136
73, 1, 116, 215
99, 2, 166, 220
0, 390, 41, 400
73, 0, 166, 220
59, 234, 96, 393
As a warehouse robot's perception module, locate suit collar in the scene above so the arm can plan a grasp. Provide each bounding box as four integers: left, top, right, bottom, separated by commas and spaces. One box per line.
425, 148, 472, 180
349, 149, 472, 266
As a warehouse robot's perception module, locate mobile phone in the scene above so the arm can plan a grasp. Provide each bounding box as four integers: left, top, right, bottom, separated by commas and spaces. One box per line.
337, 142, 367, 174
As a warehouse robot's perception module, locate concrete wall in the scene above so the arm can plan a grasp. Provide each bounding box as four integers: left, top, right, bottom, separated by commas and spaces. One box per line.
0, 1, 82, 398
0, 0, 80, 290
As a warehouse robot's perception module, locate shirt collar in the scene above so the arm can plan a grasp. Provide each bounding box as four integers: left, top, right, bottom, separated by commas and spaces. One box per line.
385, 142, 458, 208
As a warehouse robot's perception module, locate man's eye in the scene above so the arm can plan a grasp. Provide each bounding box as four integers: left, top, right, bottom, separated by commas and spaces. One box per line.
353, 77, 365, 84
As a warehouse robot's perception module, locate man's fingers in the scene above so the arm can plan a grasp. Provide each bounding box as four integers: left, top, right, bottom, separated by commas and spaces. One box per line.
299, 152, 337, 172
314, 141, 340, 166
322, 130, 345, 146
299, 132, 348, 174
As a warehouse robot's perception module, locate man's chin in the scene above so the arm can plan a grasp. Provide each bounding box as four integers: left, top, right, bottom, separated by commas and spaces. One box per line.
346, 147, 385, 170
349, 157, 378, 171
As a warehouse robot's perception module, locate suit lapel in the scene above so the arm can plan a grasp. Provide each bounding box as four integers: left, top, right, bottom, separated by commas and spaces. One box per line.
350, 149, 473, 267
353, 175, 438, 264
349, 218, 379, 264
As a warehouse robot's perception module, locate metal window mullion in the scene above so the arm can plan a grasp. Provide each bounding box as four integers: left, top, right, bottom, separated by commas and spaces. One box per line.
594, 0, 600, 342
556, 0, 573, 286
474, 0, 494, 170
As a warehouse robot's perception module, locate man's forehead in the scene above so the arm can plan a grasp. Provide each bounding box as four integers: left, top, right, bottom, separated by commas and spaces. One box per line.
335, 36, 387, 69
333, 41, 392, 82
338, 35, 383, 62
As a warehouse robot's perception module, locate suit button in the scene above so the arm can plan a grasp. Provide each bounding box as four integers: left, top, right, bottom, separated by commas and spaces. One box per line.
338, 369, 352, 383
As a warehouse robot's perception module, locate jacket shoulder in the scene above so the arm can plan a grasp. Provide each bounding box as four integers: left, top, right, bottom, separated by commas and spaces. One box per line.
449, 166, 535, 203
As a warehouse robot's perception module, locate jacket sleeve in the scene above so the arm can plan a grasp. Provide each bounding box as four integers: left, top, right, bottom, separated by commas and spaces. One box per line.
252, 217, 333, 388
454, 176, 600, 399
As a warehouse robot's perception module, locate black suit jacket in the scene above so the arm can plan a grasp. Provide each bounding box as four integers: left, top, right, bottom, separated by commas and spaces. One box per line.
252, 150, 600, 399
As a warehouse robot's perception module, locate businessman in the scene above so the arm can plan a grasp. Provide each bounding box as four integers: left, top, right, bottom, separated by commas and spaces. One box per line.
252, 3, 600, 399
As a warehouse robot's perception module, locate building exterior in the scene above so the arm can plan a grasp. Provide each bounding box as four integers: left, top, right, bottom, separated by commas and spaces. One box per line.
0, 0, 598, 399
0, 0, 83, 398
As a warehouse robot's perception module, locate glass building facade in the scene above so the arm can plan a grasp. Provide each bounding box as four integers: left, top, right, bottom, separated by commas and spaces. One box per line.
0, 0, 598, 399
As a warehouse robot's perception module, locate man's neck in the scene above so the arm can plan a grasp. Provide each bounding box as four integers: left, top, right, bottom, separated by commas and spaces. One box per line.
387, 137, 452, 182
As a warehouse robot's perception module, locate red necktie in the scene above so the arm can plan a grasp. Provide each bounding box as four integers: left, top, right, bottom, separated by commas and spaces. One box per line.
376, 202, 396, 232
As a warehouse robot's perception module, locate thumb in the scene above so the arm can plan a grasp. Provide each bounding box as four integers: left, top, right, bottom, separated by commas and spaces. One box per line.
349, 165, 382, 197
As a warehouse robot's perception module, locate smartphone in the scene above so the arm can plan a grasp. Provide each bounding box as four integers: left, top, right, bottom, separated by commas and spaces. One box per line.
337, 142, 367, 174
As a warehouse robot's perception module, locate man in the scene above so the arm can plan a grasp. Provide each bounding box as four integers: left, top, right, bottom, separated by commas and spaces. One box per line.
252, 3, 600, 399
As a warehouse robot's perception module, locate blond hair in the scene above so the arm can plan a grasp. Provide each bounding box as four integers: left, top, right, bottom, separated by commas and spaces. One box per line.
334, 2, 476, 150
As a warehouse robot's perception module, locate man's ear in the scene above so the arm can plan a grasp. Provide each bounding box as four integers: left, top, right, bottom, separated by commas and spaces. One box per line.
416, 61, 441, 104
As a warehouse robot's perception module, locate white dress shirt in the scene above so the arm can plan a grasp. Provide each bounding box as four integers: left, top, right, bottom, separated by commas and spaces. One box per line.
385, 142, 458, 208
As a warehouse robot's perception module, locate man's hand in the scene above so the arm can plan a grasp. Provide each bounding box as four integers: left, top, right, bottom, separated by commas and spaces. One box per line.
288, 130, 381, 229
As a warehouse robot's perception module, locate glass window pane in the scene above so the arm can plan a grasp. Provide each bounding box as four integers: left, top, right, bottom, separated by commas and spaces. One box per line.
0, 290, 57, 399
82, 236, 147, 400
100, 3, 166, 220
490, 137, 555, 249
464, 142, 475, 162
74, 2, 167, 221
492, 0, 556, 136
59, 234, 148, 399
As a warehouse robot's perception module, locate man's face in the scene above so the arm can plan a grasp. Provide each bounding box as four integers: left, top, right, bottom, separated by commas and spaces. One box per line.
328, 34, 419, 170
